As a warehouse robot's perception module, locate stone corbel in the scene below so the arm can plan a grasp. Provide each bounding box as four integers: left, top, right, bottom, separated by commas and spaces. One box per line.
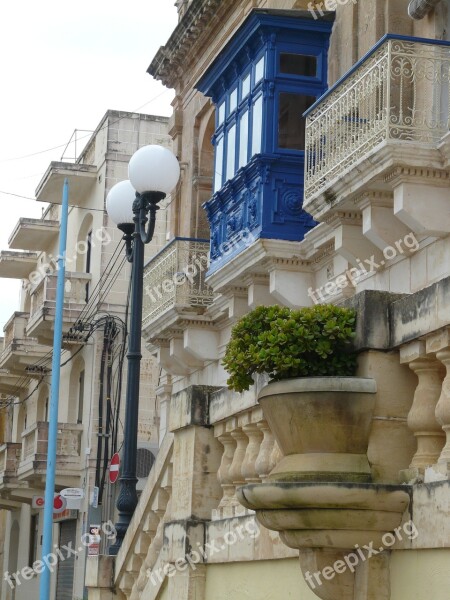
394, 182, 450, 237
359, 192, 414, 252
169, 337, 204, 371
268, 258, 314, 308
246, 274, 274, 309
156, 343, 191, 376
183, 326, 220, 361
330, 213, 385, 269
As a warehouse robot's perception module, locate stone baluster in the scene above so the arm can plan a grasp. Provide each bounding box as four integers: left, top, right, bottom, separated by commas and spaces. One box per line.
216, 431, 237, 515
269, 439, 283, 474
407, 358, 445, 472
435, 349, 450, 469
255, 420, 277, 480
228, 428, 249, 515
241, 423, 263, 483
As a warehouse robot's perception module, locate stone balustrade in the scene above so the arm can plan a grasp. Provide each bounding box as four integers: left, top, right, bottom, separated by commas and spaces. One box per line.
212, 403, 281, 520
400, 333, 450, 481
17, 421, 83, 482
115, 434, 174, 599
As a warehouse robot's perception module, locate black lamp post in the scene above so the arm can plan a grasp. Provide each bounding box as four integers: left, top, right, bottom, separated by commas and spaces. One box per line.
105, 145, 180, 555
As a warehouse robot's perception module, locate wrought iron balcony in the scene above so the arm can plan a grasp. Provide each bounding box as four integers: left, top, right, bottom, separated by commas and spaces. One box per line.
27, 270, 92, 345
305, 35, 450, 206
18, 421, 83, 487
142, 238, 214, 330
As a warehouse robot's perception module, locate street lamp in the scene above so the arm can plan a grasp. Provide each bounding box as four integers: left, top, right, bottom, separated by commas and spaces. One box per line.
106, 145, 180, 555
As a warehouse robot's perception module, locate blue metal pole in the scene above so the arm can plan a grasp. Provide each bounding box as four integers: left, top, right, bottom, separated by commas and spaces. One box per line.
39, 178, 69, 600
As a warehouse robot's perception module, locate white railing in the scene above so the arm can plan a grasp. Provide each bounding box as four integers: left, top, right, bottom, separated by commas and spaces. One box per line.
142, 238, 214, 328
305, 36, 450, 202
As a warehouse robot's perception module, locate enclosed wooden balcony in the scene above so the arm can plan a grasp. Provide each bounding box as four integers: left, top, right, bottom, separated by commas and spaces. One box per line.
17, 421, 83, 488
304, 35, 450, 218
26, 271, 92, 345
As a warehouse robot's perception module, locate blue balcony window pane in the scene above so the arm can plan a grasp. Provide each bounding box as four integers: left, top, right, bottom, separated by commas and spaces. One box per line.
255, 55, 265, 83
238, 110, 249, 169
280, 53, 317, 77
242, 73, 251, 99
218, 102, 225, 126
226, 125, 236, 181
278, 93, 316, 150
251, 95, 263, 156
214, 136, 224, 191
230, 88, 238, 113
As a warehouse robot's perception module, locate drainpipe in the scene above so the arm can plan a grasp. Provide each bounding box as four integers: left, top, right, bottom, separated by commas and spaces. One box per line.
408, 0, 442, 19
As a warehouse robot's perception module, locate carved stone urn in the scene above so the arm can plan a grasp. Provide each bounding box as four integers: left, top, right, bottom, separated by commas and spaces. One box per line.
258, 377, 377, 483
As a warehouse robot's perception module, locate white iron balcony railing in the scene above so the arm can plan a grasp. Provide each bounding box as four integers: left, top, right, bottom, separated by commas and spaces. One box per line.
142, 237, 214, 328
305, 35, 450, 203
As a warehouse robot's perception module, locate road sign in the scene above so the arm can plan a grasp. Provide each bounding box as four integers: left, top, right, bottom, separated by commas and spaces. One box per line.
32, 495, 45, 509
60, 488, 84, 499
109, 453, 120, 484
53, 495, 67, 514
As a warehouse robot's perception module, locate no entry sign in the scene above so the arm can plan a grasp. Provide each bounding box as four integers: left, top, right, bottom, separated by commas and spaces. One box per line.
109, 453, 120, 484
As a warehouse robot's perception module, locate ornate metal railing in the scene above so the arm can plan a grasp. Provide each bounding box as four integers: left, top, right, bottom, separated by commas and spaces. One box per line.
305, 35, 450, 202
142, 238, 214, 328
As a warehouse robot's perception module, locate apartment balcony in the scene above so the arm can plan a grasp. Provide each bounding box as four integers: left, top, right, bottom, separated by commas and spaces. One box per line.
0, 312, 50, 376
0, 250, 37, 279
27, 271, 92, 345
304, 35, 450, 221
142, 237, 214, 335
0, 443, 23, 510
8, 217, 59, 252
17, 421, 83, 488
35, 161, 96, 205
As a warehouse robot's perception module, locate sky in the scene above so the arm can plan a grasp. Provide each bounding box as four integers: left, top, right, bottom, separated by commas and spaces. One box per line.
0, 0, 178, 330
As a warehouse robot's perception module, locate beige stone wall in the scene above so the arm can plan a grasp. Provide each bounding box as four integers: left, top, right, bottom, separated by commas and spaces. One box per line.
204, 559, 315, 600
390, 549, 450, 599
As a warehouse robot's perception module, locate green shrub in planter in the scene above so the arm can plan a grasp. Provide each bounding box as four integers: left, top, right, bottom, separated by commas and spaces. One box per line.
223, 304, 357, 392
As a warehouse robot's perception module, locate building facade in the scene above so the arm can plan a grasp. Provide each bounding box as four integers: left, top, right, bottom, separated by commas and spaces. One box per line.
66, 1, 450, 600
0, 110, 172, 600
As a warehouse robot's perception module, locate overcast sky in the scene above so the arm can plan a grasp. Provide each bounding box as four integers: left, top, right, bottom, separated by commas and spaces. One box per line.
0, 1, 178, 329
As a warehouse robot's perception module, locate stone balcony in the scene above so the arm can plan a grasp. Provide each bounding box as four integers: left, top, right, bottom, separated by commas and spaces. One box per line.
0, 312, 50, 376
304, 35, 450, 222
141, 238, 215, 374
8, 217, 60, 252
26, 270, 92, 345
0, 442, 23, 510
17, 421, 83, 488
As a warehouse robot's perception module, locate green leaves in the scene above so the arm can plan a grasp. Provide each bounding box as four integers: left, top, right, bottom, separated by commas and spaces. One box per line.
222, 304, 357, 392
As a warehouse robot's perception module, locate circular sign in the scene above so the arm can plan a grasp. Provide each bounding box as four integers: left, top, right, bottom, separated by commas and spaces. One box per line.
109, 453, 120, 484
53, 494, 67, 514
36, 497, 45, 507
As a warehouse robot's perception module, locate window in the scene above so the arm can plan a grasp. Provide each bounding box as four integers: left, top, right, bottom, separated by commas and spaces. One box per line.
77, 370, 85, 424
85, 231, 92, 302
213, 55, 266, 190
278, 93, 316, 150
29, 514, 39, 567
251, 96, 263, 156
280, 53, 317, 77
226, 125, 236, 181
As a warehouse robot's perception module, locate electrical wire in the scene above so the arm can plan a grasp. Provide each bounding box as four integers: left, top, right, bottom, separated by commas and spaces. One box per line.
0, 90, 172, 164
